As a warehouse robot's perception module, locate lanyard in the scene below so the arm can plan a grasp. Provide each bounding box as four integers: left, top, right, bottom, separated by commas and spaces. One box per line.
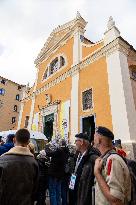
74, 151, 86, 174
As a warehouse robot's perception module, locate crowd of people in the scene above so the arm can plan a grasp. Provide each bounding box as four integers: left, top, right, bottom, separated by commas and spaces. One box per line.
0, 126, 134, 205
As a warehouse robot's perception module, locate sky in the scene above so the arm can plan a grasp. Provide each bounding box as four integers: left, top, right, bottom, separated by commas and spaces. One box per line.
0, 0, 136, 86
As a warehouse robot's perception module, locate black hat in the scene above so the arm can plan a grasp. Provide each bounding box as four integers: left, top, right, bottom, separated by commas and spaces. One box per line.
96, 126, 114, 140
75, 133, 90, 142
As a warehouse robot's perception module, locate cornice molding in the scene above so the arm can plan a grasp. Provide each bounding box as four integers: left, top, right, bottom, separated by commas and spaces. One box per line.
35, 29, 73, 65
24, 37, 133, 102
40, 100, 60, 116
35, 16, 87, 66
39, 100, 60, 111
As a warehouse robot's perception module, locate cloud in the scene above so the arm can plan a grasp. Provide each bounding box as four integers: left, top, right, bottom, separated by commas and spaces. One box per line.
0, 0, 136, 85
0, 44, 5, 56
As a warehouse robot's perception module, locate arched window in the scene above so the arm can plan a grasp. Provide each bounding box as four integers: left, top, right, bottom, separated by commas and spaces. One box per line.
50, 57, 59, 74
43, 55, 66, 80
60, 56, 65, 68
43, 68, 49, 80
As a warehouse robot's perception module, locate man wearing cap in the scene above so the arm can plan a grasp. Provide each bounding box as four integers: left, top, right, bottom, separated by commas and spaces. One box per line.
94, 126, 131, 205
69, 133, 100, 205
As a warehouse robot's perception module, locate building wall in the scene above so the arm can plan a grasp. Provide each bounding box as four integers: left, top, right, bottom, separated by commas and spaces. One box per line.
18, 16, 136, 158
34, 77, 72, 114
129, 66, 136, 110
20, 99, 32, 128
36, 37, 74, 90
82, 42, 103, 59
79, 56, 113, 131
20, 34, 113, 139
0, 78, 24, 131
131, 79, 136, 110
20, 37, 74, 130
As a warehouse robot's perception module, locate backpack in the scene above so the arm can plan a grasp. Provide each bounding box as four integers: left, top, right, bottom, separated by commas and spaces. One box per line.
103, 150, 136, 205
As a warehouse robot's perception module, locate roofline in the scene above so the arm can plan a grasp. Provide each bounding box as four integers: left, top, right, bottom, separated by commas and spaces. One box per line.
119, 36, 136, 53
35, 14, 87, 65
0, 75, 26, 87
83, 37, 94, 44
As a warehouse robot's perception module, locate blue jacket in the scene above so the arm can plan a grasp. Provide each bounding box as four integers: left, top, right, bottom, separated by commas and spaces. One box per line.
0, 143, 14, 156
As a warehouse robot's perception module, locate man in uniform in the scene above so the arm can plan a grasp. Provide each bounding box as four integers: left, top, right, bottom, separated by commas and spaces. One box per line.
94, 126, 131, 205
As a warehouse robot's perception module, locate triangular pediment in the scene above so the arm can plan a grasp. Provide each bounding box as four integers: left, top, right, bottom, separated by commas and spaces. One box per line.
35, 12, 87, 65
45, 30, 67, 52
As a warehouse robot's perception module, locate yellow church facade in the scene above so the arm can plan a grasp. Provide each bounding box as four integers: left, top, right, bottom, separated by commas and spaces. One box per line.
18, 13, 136, 156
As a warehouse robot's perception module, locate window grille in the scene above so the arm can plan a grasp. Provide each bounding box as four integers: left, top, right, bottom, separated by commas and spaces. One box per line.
24, 116, 29, 128
82, 89, 93, 110
43, 56, 66, 80
50, 58, 59, 74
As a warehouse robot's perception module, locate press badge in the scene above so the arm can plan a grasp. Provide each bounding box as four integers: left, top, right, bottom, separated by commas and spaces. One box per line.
69, 174, 76, 190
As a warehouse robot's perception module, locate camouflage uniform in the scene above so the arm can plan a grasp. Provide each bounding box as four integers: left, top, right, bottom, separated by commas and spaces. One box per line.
95, 154, 131, 205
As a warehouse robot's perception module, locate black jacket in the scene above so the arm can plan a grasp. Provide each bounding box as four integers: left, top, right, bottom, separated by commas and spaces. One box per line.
74, 146, 100, 205
46, 145, 69, 179
0, 146, 39, 205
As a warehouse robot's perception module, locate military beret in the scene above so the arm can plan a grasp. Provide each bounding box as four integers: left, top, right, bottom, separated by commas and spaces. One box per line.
95, 126, 114, 140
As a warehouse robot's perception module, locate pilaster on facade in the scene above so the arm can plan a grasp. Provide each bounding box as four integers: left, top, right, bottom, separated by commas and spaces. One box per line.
70, 13, 87, 143
27, 68, 39, 130
27, 96, 35, 130
17, 86, 26, 129
104, 17, 136, 157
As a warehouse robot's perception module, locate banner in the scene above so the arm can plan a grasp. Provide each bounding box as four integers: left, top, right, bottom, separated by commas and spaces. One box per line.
60, 100, 70, 140
32, 113, 39, 131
